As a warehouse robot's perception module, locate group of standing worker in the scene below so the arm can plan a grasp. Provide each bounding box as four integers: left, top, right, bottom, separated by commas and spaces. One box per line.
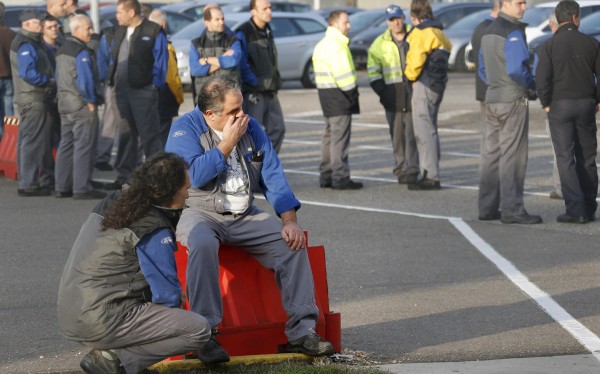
313, 0, 452, 191
5, 0, 183, 199
474, 0, 600, 224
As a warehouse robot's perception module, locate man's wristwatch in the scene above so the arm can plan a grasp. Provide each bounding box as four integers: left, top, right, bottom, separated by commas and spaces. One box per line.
204, 57, 208, 64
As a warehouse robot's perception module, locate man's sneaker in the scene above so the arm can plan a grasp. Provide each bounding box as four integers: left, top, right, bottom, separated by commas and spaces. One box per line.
500, 212, 542, 224
331, 179, 363, 190
407, 178, 441, 190
397, 173, 419, 184
287, 333, 334, 356
95, 161, 114, 171
17, 186, 52, 197
197, 334, 230, 364
80, 349, 125, 374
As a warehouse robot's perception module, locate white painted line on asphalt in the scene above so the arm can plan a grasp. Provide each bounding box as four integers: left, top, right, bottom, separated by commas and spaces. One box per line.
285, 118, 550, 138
449, 218, 600, 363
274, 193, 600, 362
283, 169, 557, 197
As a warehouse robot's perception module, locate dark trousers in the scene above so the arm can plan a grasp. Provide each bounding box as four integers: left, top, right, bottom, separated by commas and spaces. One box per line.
114, 85, 163, 182
15, 101, 56, 189
548, 98, 598, 218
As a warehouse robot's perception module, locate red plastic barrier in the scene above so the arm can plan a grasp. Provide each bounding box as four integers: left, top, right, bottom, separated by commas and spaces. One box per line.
173, 235, 341, 357
0, 116, 19, 180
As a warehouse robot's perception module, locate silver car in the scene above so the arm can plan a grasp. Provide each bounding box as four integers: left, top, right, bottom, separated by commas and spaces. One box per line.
171, 11, 327, 88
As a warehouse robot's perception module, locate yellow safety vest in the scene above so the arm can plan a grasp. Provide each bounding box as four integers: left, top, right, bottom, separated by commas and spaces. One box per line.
312, 27, 357, 92
367, 27, 411, 85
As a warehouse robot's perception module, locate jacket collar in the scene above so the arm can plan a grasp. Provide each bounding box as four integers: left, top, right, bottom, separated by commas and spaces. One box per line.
498, 11, 528, 27
415, 18, 443, 30
325, 26, 349, 44
556, 22, 578, 33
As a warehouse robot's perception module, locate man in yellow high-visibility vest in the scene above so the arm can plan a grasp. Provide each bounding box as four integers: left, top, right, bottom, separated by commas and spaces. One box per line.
367, 5, 418, 184
312, 10, 362, 190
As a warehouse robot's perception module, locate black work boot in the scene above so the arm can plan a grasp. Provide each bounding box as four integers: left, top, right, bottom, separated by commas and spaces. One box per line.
287, 332, 334, 356
197, 330, 230, 365
80, 349, 125, 374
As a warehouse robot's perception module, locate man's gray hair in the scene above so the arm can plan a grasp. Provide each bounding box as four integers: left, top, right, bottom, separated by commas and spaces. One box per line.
197, 76, 240, 113
149, 8, 166, 25
549, 10, 558, 26
69, 13, 90, 32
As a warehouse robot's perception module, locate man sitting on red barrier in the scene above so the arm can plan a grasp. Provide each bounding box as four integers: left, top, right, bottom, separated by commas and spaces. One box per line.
165, 76, 334, 364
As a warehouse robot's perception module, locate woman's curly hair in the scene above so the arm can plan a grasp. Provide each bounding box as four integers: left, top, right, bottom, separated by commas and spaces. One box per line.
101, 152, 188, 230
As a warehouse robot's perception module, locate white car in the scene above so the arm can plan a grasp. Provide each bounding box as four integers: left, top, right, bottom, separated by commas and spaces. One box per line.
523, 0, 600, 42
171, 11, 327, 88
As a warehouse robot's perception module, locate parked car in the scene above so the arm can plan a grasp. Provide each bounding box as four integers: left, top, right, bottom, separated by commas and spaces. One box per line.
444, 9, 490, 72
4, 5, 46, 31
527, 9, 600, 66
523, 0, 600, 42
222, 1, 312, 13
349, 2, 490, 70
171, 11, 327, 88
99, 5, 195, 36
160, 0, 242, 20
316, 7, 364, 21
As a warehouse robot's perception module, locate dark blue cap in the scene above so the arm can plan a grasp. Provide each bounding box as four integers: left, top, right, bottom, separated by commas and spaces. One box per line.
386, 5, 404, 20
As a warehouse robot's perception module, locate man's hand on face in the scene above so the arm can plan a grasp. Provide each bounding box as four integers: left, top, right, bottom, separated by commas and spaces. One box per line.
222, 114, 249, 144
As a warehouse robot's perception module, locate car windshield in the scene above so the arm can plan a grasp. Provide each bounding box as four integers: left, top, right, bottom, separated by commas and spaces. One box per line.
446, 9, 491, 31
580, 11, 600, 34
172, 19, 238, 40
349, 11, 383, 32
522, 7, 554, 26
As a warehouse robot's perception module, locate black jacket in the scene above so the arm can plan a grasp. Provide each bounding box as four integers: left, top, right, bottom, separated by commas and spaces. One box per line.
471, 17, 494, 102
535, 23, 600, 108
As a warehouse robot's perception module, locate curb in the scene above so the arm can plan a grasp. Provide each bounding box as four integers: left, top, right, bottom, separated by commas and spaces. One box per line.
149, 353, 314, 372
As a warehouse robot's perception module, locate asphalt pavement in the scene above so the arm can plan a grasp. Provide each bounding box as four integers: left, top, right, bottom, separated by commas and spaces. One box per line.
2, 72, 600, 373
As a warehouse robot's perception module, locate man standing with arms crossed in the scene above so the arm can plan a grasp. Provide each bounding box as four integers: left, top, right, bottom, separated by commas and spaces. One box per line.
536, 0, 600, 223
312, 10, 362, 190
368, 5, 418, 184
478, 0, 542, 224
190, 3, 241, 103
108, 0, 168, 189
236, 0, 285, 153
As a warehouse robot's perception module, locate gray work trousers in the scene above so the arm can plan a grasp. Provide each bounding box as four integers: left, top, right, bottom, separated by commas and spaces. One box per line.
176, 205, 319, 341
385, 110, 419, 177
478, 99, 529, 217
15, 101, 55, 189
548, 98, 598, 218
96, 85, 123, 164
243, 92, 285, 153
82, 302, 211, 374
411, 81, 443, 181
114, 85, 163, 181
55, 107, 99, 193
319, 114, 351, 186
